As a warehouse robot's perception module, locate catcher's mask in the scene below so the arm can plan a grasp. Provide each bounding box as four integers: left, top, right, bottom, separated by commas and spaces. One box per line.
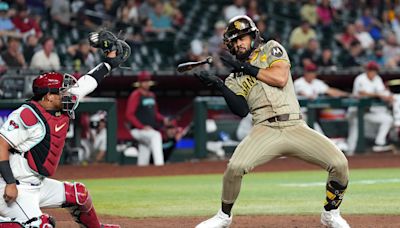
32, 72, 79, 119
223, 15, 263, 60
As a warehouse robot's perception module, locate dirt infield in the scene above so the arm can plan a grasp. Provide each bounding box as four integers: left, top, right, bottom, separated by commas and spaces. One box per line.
48, 153, 399, 227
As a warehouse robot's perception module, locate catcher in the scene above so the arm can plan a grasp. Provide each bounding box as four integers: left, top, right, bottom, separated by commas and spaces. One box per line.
0, 31, 130, 227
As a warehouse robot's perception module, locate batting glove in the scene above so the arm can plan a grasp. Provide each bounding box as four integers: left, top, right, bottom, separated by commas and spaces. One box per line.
220, 51, 260, 77
194, 71, 224, 89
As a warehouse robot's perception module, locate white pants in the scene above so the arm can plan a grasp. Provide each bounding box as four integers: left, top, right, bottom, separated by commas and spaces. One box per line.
348, 110, 393, 153
130, 128, 164, 166
0, 178, 65, 223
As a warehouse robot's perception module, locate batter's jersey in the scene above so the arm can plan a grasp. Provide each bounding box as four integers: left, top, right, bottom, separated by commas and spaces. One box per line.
225, 40, 301, 125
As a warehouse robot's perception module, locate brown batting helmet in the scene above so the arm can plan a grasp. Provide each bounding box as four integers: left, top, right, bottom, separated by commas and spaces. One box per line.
223, 15, 263, 60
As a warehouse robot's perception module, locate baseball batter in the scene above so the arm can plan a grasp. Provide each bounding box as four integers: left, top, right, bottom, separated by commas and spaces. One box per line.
194, 16, 350, 228
0, 31, 129, 227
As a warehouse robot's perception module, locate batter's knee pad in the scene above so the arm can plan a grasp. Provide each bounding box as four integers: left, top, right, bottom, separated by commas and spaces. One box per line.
64, 181, 101, 228
324, 181, 347, 211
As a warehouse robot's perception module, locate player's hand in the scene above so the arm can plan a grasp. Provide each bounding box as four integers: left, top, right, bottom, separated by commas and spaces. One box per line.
194, 71, 223, 88
220, 51, 260, 77
3, 183, 18, 204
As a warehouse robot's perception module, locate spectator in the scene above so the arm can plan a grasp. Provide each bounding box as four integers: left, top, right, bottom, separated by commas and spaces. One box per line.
390, 6, 400, 44
354, 20, 375, 50
67, 39, 98, 70
116, 1, 143, 44
178, 39, 210, 68
0, 2, 21, 39
145, 1, 174, 39
208, 21, 226, 54
256, 19, 268, 41
30, 36, 61, 71
117, 0, 139, 25
316, 47, 336, 69
337, 40, 364, 68
360, 8, 383, 41
289, 20, 317, 50
50, 0, 72, 30
139, 0, 157, 22
0, 37, 26, 68
300, 0, 318, 26
382, 32, 400, 68
98, 0, 119, 27
368, 44, 385, 67
23, 34, 39, 64
335, 24, 357, 50
246, 0, 266, 23
11, 4, 42, 39
224, 0, 246, 21
317, 0, 336, 40
164, 0, 185, 29
125, 71, 168, 166
347, 61, 394, 153
299, 38, 320, 67
77, 0, 103, 31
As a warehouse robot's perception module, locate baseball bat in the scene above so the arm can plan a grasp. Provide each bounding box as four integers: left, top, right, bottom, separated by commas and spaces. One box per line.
176, 56, 213, 73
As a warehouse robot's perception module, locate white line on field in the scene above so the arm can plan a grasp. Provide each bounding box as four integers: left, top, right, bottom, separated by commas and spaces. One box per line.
279, 178, 400, 187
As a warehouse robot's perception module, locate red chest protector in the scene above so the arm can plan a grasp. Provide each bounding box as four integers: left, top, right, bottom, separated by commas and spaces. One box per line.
24, 101, 70, 177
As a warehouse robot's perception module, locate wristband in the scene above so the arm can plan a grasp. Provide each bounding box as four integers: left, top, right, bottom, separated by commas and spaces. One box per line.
0, 160, 16, 184
242, 63, 260, 78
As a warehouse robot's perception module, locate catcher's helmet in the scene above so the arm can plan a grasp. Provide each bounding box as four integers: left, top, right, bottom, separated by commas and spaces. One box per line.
32, 72, 79, 118
223, 15, 263, 60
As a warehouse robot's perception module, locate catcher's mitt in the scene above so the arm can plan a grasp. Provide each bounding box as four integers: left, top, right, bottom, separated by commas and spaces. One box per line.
88, 30, 131, 68
88, 30, 118, 54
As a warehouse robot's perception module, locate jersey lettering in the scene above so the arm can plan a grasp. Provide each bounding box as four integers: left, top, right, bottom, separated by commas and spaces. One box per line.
239, 76, 257, 96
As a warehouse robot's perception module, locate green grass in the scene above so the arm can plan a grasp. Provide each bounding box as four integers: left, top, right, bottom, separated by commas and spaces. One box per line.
72, 168, 400, 218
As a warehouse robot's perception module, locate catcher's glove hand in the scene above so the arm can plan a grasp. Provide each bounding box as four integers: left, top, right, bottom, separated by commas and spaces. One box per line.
220, 51, 260, 77
88, 30, 118, 54
104, 40, 131, 69
194, 71, 224, 89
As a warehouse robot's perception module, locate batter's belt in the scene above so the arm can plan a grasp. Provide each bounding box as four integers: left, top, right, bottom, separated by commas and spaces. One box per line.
267, 113, 302, 123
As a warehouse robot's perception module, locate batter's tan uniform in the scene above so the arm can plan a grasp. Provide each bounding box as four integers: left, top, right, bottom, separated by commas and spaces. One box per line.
222, 40, 349, 204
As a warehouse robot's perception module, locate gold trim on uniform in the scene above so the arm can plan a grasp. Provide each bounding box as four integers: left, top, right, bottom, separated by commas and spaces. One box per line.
269, 59, 290, 67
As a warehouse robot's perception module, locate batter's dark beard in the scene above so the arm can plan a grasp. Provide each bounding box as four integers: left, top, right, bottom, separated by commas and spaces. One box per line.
235, 48, 252, 61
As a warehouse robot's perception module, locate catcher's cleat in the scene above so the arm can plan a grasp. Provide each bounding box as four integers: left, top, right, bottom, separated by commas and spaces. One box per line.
196, 209, 232, 228
321, 208, 350, 228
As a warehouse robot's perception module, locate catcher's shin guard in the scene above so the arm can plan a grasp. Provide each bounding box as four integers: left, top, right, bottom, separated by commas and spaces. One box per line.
64, 181, 102, 228
324, 181, 347, 211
